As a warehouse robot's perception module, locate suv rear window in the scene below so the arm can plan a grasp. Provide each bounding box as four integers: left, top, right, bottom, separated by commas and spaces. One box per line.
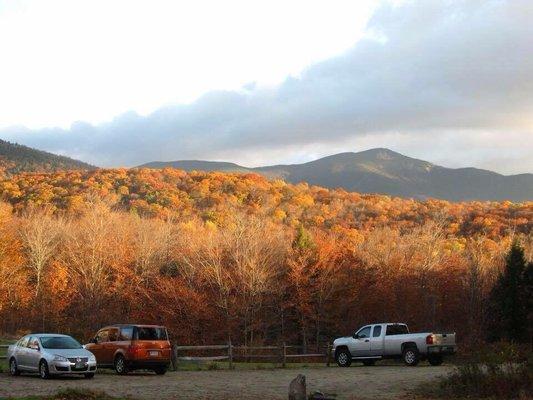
134, 326, 168, 341
386, 324, 409, 335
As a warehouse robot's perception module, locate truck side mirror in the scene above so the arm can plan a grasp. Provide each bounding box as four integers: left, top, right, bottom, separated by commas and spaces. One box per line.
352, 333, 359, 339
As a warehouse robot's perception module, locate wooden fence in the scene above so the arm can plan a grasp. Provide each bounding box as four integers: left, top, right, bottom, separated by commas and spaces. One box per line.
0, 342, 334, 368
171, 342, 333, 369
0, 344, 11, 360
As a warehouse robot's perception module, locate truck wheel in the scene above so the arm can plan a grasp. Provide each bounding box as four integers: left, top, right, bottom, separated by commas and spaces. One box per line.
402, 347, 419, 366
428, 355, 443, 366
335, 349, 352, 367
362, 359, 375, 366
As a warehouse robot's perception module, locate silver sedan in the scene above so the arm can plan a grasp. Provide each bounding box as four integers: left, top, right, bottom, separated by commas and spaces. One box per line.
7, 334, 97, 379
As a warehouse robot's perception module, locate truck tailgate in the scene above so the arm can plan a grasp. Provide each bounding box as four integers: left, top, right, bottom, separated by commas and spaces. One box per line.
434, 333, 456, 346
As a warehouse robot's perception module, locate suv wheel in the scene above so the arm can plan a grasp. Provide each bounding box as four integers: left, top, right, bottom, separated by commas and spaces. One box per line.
9, 358, 20, 376
402, 347, 419, 366
114, 355, 129, 375
39, 360, 51, 379
335, 348, 352, 367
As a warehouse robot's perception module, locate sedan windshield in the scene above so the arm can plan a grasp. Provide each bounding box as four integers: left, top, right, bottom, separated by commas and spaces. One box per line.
40, 336, 82, 349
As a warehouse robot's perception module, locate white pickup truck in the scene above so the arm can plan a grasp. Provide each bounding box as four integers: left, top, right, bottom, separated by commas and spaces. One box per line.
332, 323, 456, 367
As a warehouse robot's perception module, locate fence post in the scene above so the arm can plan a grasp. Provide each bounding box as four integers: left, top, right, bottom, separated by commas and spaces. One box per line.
326, 343, 331, 367
228, 340, 233, 370
282, 342, 287, 368
171, 344, 178, 371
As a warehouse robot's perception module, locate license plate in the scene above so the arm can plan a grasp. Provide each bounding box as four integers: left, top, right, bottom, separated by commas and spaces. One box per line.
75, 363, 85, 369
149, 351, 159, 356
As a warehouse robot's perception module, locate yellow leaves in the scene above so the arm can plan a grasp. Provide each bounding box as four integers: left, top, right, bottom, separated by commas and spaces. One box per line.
0, 167, 530, 247
0, 202, 12, 222
293, 193, 314, 208
205, 220, 217, 231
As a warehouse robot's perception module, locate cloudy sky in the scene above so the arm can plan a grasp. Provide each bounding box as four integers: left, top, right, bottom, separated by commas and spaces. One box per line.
0, 0, 532, 174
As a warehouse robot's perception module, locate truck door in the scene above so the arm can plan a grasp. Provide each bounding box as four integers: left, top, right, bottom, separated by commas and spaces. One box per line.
349, 326, 371, 357
369, 325, 384, 356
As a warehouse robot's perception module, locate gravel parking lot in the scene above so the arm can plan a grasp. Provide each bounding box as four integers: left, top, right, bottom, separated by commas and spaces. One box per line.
0, 365, 452, 399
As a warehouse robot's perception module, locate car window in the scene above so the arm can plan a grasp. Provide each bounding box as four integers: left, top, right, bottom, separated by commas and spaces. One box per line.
27, 337, 39, 350
108, 328, 119, 342
40, 336, 82, 349
120, 327, 134, 341
134, 326, 168, 340
18, 337, 29, 348
373, 325, 382, 337
357, 326, 371, 339
386, 324, 409, 335
95, 329, 109, 343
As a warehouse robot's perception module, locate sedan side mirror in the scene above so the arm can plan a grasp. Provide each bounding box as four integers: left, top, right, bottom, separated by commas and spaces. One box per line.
92, 337, 98, 344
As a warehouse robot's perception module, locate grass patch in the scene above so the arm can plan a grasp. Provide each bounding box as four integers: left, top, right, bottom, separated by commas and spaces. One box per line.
418, 342, 532, 399
420, 363, 531, 399
0, 338, 14, 373
4, 388, 130, 400
172, 361, 329, 371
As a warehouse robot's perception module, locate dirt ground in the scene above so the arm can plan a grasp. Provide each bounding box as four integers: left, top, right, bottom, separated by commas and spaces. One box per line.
0, 365, 452, 399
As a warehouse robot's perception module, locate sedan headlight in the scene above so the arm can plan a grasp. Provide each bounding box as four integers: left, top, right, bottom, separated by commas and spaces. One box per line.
89, 354, 96, 362
53, 355, 68, 362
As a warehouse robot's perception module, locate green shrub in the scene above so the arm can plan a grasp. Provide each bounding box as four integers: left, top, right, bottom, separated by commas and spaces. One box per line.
206, 362, 219, 370
419, 342, 532, 399
437, 363, 531, 399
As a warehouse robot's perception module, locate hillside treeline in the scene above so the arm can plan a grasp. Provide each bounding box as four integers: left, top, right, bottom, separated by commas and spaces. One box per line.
0, 168, 531, 346
0, 139, 94, 177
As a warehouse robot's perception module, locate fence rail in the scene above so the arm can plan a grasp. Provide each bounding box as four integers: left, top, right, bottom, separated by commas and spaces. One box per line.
0, 342, 334, 366
0, 344, 12, 360
170, 342, 333, 369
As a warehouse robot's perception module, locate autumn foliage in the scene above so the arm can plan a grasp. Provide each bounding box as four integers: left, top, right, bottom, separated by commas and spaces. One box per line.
0, 168, 531, 346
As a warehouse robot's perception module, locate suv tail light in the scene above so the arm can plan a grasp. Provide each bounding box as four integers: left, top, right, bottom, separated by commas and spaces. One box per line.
128, 344, 140, 357
426, 334, 435, 345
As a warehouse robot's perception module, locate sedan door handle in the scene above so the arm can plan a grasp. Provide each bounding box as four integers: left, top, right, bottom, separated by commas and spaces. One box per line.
365, 339, 369, 342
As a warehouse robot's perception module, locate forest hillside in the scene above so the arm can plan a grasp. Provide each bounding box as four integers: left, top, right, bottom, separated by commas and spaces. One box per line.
0, 139, 94, 177
0, 168, 531, 346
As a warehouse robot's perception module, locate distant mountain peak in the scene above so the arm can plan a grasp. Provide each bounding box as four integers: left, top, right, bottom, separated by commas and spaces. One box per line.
136, 148, 532, 202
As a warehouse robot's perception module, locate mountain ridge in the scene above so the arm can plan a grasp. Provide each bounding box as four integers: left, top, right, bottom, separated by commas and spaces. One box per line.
138, 148, 533, 202
0, 139, 95, 176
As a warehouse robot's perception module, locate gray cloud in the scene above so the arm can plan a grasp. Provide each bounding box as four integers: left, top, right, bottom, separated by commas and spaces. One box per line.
2, 0, 532, 174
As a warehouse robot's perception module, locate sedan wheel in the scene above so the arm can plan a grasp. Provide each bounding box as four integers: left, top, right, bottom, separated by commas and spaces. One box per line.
39, 360, 51, 379
9, 358, 20, 376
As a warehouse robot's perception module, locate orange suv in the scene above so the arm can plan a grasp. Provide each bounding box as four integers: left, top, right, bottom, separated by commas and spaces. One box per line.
85, 324, 171, 375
